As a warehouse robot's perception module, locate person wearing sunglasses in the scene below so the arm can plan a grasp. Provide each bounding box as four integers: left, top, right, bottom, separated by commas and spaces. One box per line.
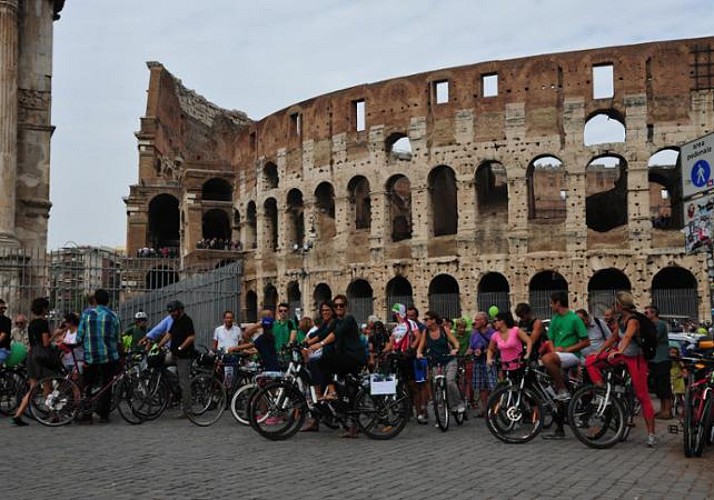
273, 302, 297, 351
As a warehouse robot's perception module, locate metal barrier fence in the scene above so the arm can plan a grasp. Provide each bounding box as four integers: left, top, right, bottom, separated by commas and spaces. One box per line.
477, 292, 511, 317
652, 288, 699, 321
0, 247, 241, 347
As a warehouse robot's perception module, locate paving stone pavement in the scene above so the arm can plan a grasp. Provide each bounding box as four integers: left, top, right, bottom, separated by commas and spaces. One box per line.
2, 410, 712, 500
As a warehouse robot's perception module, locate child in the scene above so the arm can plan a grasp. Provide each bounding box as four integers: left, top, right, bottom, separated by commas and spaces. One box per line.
669, 346, 685, 417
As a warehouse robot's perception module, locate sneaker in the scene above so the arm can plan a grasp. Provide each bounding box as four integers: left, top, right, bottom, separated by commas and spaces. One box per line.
542, 429, 565, 440
11, 416, 29, 427
553, 390, 571, 401
417, 413, 428, 425
647, 434, 657, 448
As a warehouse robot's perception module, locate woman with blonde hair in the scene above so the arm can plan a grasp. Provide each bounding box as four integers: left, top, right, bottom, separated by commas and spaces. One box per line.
585, 291, 656, 447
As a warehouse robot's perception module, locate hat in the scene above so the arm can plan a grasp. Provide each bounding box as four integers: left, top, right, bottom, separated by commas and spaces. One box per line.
166, 300, 184, 312
135, 311, 148, 320
261, 316, 274, 329
367, 315, 379, 323
391, 303, 406, 317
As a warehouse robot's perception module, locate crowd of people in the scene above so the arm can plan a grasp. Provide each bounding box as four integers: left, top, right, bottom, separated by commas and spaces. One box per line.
196, 238, 241, 251
136, 247, 179, 258
0, 287, 695, 448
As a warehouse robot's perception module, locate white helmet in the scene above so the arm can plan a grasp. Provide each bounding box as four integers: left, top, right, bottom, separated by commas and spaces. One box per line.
135, 311, 148, 320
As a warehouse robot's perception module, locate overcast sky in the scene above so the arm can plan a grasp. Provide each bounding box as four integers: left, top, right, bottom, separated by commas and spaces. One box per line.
47, 0, 714, 249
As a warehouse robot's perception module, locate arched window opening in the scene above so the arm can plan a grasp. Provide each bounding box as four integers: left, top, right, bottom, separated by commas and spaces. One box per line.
584, 112, 626, 146
246, 202, 257, 250
385, 276, 413, 318
649, 148, 681, 230
145, 266, 179, 290
315, 182, 336, 239
429, 166, 458, 236
264, 198, 279, 252
348, 176, 371, 230
476, 161, 508, 213
313, 283, 333, 313
263, 285, 278, 312
347, 279, 374, 325
202, 209, 231, 241
386, 132, 412, 161
287, 281, 301, 317
477, 272, 511, 314
202, 178, 232, 202
652, 267, 698, 321
264, 162, 279, 189
386, 175, 412, 242
528, 271, 568, 319
148, 194, 180, 249
586, 155, 627, 232
527, 156, 565, 221
429, 274, 461, 319
587, 268, 632, 316
245, 290, 258, 323
287, 189, 305, 248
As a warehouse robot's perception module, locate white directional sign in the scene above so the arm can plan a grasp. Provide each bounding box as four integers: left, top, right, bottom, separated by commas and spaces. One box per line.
682, 131, 714, 199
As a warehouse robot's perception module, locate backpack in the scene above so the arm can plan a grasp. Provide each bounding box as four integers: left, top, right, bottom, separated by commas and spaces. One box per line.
629, 311, 657, 360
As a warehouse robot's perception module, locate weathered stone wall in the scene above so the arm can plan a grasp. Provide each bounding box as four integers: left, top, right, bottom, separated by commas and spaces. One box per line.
126, 37, 714, 320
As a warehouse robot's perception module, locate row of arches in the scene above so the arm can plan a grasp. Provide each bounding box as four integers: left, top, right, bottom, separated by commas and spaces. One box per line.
242, 266, 699, 324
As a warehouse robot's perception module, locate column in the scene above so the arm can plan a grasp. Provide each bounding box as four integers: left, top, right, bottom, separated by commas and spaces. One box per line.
0, 0, 18, 244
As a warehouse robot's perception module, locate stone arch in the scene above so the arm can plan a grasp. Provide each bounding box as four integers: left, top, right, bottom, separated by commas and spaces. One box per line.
263, 161, 279, 189
386, 174, 412, 242
477, 272, 511, 314
428, 165, 458, 236
386, 276, 414, 317
528, 270, 568, 319
245, 290, 258, 323
586, 154, 627, 232
526, 156, 565, 221
313, 283, 333, 311
347, 279, 374, 325
246, 201, 257, 250
315, 182, 336, 239
648, 148, 682, 230
263, 198, 278, 251
428, 274, 461, 319
348, 176, 371, 230
587, 268, 632, 316
651, 267, 698, 320
583, 110, 626, 146
148, 194, 180, 249
286, 189, 305, 247
386, 132, 412, 161
145, 266, 179, 290
263, 284, 278, 311
287, 280, 301, 317
202, 177, 232, 202
475, 160, 508, 215
202, 209, 230, 241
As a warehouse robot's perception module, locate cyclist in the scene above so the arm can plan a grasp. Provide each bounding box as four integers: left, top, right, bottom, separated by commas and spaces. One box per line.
416, 311, 464, 414
486, 312, 532, 382
586, 291, 656, 447
55, 313, 83, 376
122, 311, 148, 349
155, 300, 196, 416
237, 310, 280, 372
514, 302, 546, 362
302, 301, 336, 431
212, 310, 242, 386
273, 302, 297, 352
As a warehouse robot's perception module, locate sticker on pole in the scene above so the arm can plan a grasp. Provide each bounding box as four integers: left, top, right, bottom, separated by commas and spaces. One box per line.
684, 192, 714, 254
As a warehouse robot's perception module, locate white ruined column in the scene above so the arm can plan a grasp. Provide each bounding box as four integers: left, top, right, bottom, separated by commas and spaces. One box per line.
0, 0, 18, 244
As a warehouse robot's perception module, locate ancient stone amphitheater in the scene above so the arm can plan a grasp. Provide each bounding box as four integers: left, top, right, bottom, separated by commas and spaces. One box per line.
125, 36, 714, 324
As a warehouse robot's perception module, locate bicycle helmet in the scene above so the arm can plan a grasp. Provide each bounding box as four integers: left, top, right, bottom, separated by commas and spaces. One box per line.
134, 311, 148, 320
166, 300, 184, 312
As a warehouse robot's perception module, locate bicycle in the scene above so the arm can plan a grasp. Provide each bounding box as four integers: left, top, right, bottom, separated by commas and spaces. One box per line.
454, 355, 472, 425
680, 354, 714, 457
0, 364, 27, 417
425, 355, 463, 431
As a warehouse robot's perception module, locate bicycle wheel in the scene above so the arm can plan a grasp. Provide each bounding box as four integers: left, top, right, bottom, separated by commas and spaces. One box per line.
249, 380, 306, 441
355, 385, 410, 440
683, 384, 695, 457
114, 377, 144, 425
0, 370, 23, 416
433, 378, 449, 432
186, 373, 226, 427
693, 396, 711, 457
568, 385, 626, 449
29, 376, 80, 426
485, 385, 544, 444
230, 382, 256, 425
130, 371, 169, 421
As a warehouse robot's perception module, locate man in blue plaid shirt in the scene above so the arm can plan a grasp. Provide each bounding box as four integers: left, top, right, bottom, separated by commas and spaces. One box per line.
77, 288, 121, 423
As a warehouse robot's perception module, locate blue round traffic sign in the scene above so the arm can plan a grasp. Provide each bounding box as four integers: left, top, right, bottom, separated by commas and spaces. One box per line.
691, 159, 711, 188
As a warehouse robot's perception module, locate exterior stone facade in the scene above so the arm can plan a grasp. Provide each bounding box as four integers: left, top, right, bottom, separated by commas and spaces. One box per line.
125, 37, 714, 323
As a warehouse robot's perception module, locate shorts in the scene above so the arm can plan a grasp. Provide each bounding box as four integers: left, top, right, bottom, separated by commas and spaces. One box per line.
555, 352, 581, 369
473, 361, 497, 391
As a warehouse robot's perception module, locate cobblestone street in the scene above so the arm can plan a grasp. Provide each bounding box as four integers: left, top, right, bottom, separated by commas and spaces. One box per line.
3, 410, 712, 500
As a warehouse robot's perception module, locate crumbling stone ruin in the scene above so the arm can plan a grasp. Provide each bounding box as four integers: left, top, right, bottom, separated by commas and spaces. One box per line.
125, 37, 714, 322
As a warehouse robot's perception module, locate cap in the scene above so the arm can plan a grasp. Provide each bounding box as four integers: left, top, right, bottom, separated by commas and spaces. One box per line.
391, 303, 406, 317
261, 316, 274, 329
135, 311, 148, 320
166, 300, 184, 312
367, 314, 379, 323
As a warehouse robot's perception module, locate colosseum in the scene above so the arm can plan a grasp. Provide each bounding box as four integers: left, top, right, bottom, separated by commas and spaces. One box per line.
124, 36, 714, 325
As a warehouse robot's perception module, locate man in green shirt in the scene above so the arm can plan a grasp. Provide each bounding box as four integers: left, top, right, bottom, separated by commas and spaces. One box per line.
272, 302, 297, 351
122, 311, 148, 349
